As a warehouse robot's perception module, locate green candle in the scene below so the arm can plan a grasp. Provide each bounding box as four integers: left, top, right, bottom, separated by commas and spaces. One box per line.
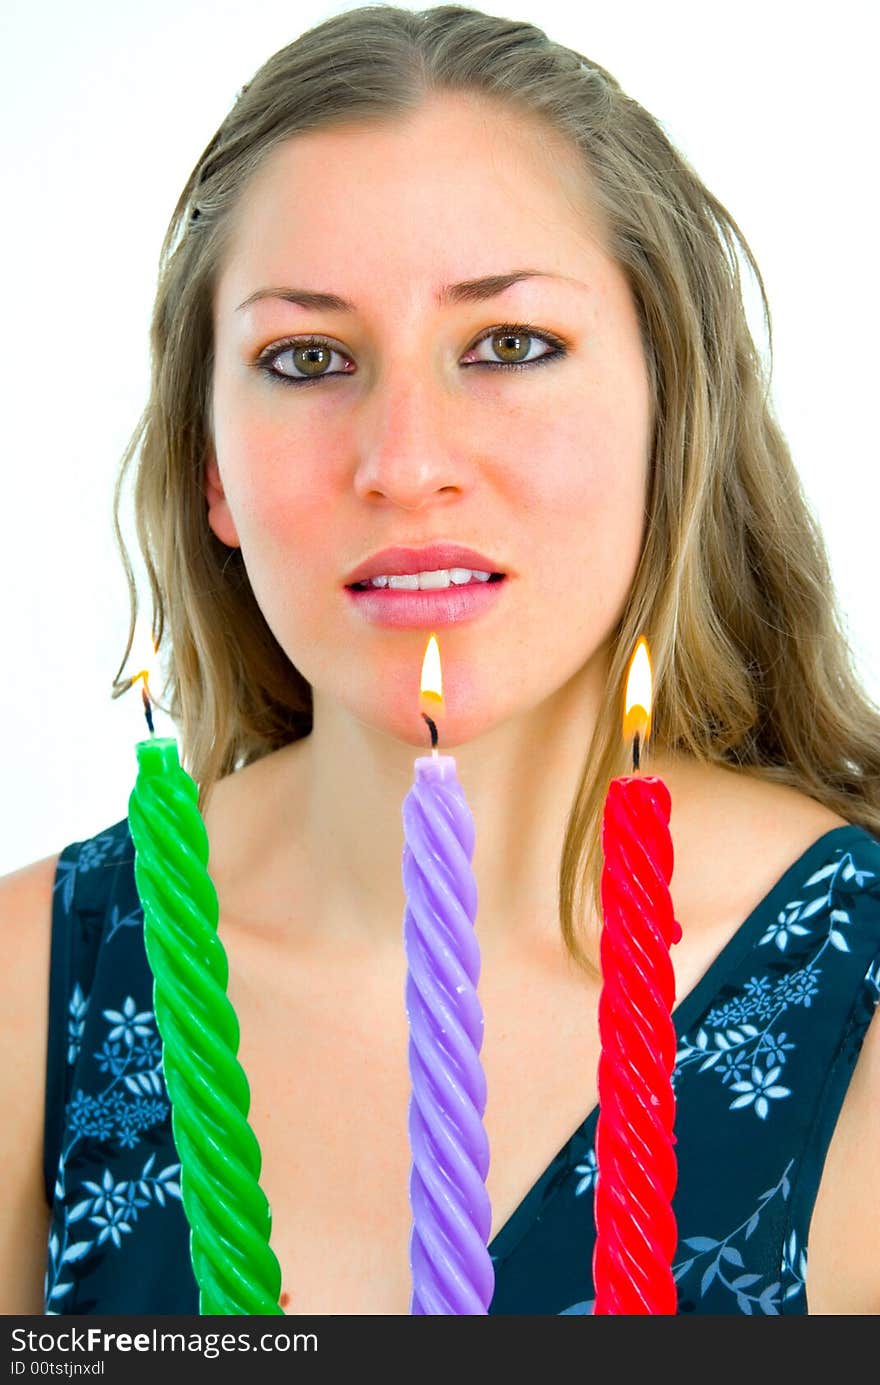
128, 719, 283, 1314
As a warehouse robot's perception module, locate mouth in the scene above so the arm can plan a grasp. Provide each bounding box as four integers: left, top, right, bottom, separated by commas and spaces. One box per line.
343, 546, 509, 629
348, 568, 505, 592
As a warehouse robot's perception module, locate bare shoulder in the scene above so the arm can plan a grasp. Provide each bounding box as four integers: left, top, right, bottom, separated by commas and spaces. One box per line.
0, 850, 61, 906
0, 850, 61, 1312
0, 850, 59, 1021
656, 752, 851, 931
659, 751, 851, 835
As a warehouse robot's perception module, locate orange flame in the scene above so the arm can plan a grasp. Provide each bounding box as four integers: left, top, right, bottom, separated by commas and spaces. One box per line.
131, 619, 160, 704
419, 633, 444, 717
623, 636, 652, 744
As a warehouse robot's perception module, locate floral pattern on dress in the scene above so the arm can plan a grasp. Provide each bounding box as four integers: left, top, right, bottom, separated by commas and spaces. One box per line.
44, 821, 880, 1315
554, 842, 879, 1316
45, 837, 182, 1314
52, 829, 132, 915
674, 850, 875, 1121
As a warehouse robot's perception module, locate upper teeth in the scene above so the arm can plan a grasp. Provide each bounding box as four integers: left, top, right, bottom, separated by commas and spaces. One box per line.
368, 568, 493, 589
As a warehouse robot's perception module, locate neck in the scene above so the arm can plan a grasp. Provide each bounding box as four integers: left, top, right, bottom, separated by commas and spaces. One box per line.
292, 655, 610, 952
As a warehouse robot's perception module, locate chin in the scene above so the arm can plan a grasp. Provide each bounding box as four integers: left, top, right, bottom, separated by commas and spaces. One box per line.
310, 639, 583, 751
359, 681, 525, 754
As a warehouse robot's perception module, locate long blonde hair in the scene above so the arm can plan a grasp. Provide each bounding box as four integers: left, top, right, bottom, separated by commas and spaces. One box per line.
112, 4, 880, 970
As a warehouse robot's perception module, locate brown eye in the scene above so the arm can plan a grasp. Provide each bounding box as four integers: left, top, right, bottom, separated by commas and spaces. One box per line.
465, 324, 562, 369
489, 330, 533, 364
274, 346, 342, 385
288, 343, 335, 378
256, 337, 352, 383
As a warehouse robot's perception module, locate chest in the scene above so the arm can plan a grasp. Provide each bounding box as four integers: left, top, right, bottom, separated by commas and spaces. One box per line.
223, 930, 604, 1314
208, 796, 855, 1316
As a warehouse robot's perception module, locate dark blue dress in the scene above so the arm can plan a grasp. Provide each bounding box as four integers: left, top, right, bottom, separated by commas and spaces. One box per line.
43, 816, 880, 1315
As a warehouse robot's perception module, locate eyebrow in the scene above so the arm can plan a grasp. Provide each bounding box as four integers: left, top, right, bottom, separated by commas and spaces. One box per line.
235, 269, 581, 314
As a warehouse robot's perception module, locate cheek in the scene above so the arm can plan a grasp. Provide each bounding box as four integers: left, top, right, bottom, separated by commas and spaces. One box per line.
498, 371, 651, 678
211, 356, 338, 548
211, 416, 343, 680
510, 389, 649, 554
226, 453, 341, 687
216, 410, 332, 559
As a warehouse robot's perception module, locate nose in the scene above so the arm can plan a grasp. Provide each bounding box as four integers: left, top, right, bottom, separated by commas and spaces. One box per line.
351, 374, 472, 511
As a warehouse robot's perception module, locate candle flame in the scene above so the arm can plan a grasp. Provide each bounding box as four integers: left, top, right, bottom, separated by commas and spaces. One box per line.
419, 633, 444, 715
132, 619, 160, 704
623, 636, 652, 743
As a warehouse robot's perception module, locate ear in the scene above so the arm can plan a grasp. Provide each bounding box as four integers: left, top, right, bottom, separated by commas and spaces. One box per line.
204, 452, 241, 548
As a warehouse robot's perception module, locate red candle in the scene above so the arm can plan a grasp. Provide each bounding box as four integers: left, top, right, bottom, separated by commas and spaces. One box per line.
592, 637, 682, 1314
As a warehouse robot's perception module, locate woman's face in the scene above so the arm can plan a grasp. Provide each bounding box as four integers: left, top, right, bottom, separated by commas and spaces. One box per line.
207, 93, 653, 747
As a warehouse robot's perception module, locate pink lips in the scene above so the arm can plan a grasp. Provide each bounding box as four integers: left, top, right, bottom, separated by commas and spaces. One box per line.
343, 543, 509, 629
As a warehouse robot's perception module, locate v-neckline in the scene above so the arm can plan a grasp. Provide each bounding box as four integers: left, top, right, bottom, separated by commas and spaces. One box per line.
486, 822, 865, 1264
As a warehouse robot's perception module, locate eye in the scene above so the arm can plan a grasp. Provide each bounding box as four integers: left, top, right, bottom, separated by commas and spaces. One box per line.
253, 323, 568, 387
255, 338, 354, 384
463, 324, 563, 369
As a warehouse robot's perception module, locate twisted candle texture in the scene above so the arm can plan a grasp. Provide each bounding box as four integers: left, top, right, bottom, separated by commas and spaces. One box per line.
129, 738, 283, 1314
593, 774, 681, 1315
402, 756, 494, 1314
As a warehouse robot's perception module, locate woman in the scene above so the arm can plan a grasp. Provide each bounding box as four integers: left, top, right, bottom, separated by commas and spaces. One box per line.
2, 4, 878, 1315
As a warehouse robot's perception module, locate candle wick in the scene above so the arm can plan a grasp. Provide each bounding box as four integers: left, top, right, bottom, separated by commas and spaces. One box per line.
632, 730, 641, 773
142, 680, 155, 737
421, 712, 439, 750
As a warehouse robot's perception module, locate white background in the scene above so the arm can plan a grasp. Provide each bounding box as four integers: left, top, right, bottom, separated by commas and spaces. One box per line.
2, 0, 877, 875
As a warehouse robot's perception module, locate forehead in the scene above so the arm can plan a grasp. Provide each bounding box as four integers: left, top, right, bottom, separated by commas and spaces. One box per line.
237, 93, 593, 207
214, 94, 611, 316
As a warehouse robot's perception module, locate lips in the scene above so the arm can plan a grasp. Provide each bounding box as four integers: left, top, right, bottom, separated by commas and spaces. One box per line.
345, 574, 506, 628
343, 543, 506, 588
343, 542, 509, 630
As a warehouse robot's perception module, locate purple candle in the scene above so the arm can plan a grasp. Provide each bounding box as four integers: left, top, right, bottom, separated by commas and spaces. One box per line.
402, 635, 494, 1315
